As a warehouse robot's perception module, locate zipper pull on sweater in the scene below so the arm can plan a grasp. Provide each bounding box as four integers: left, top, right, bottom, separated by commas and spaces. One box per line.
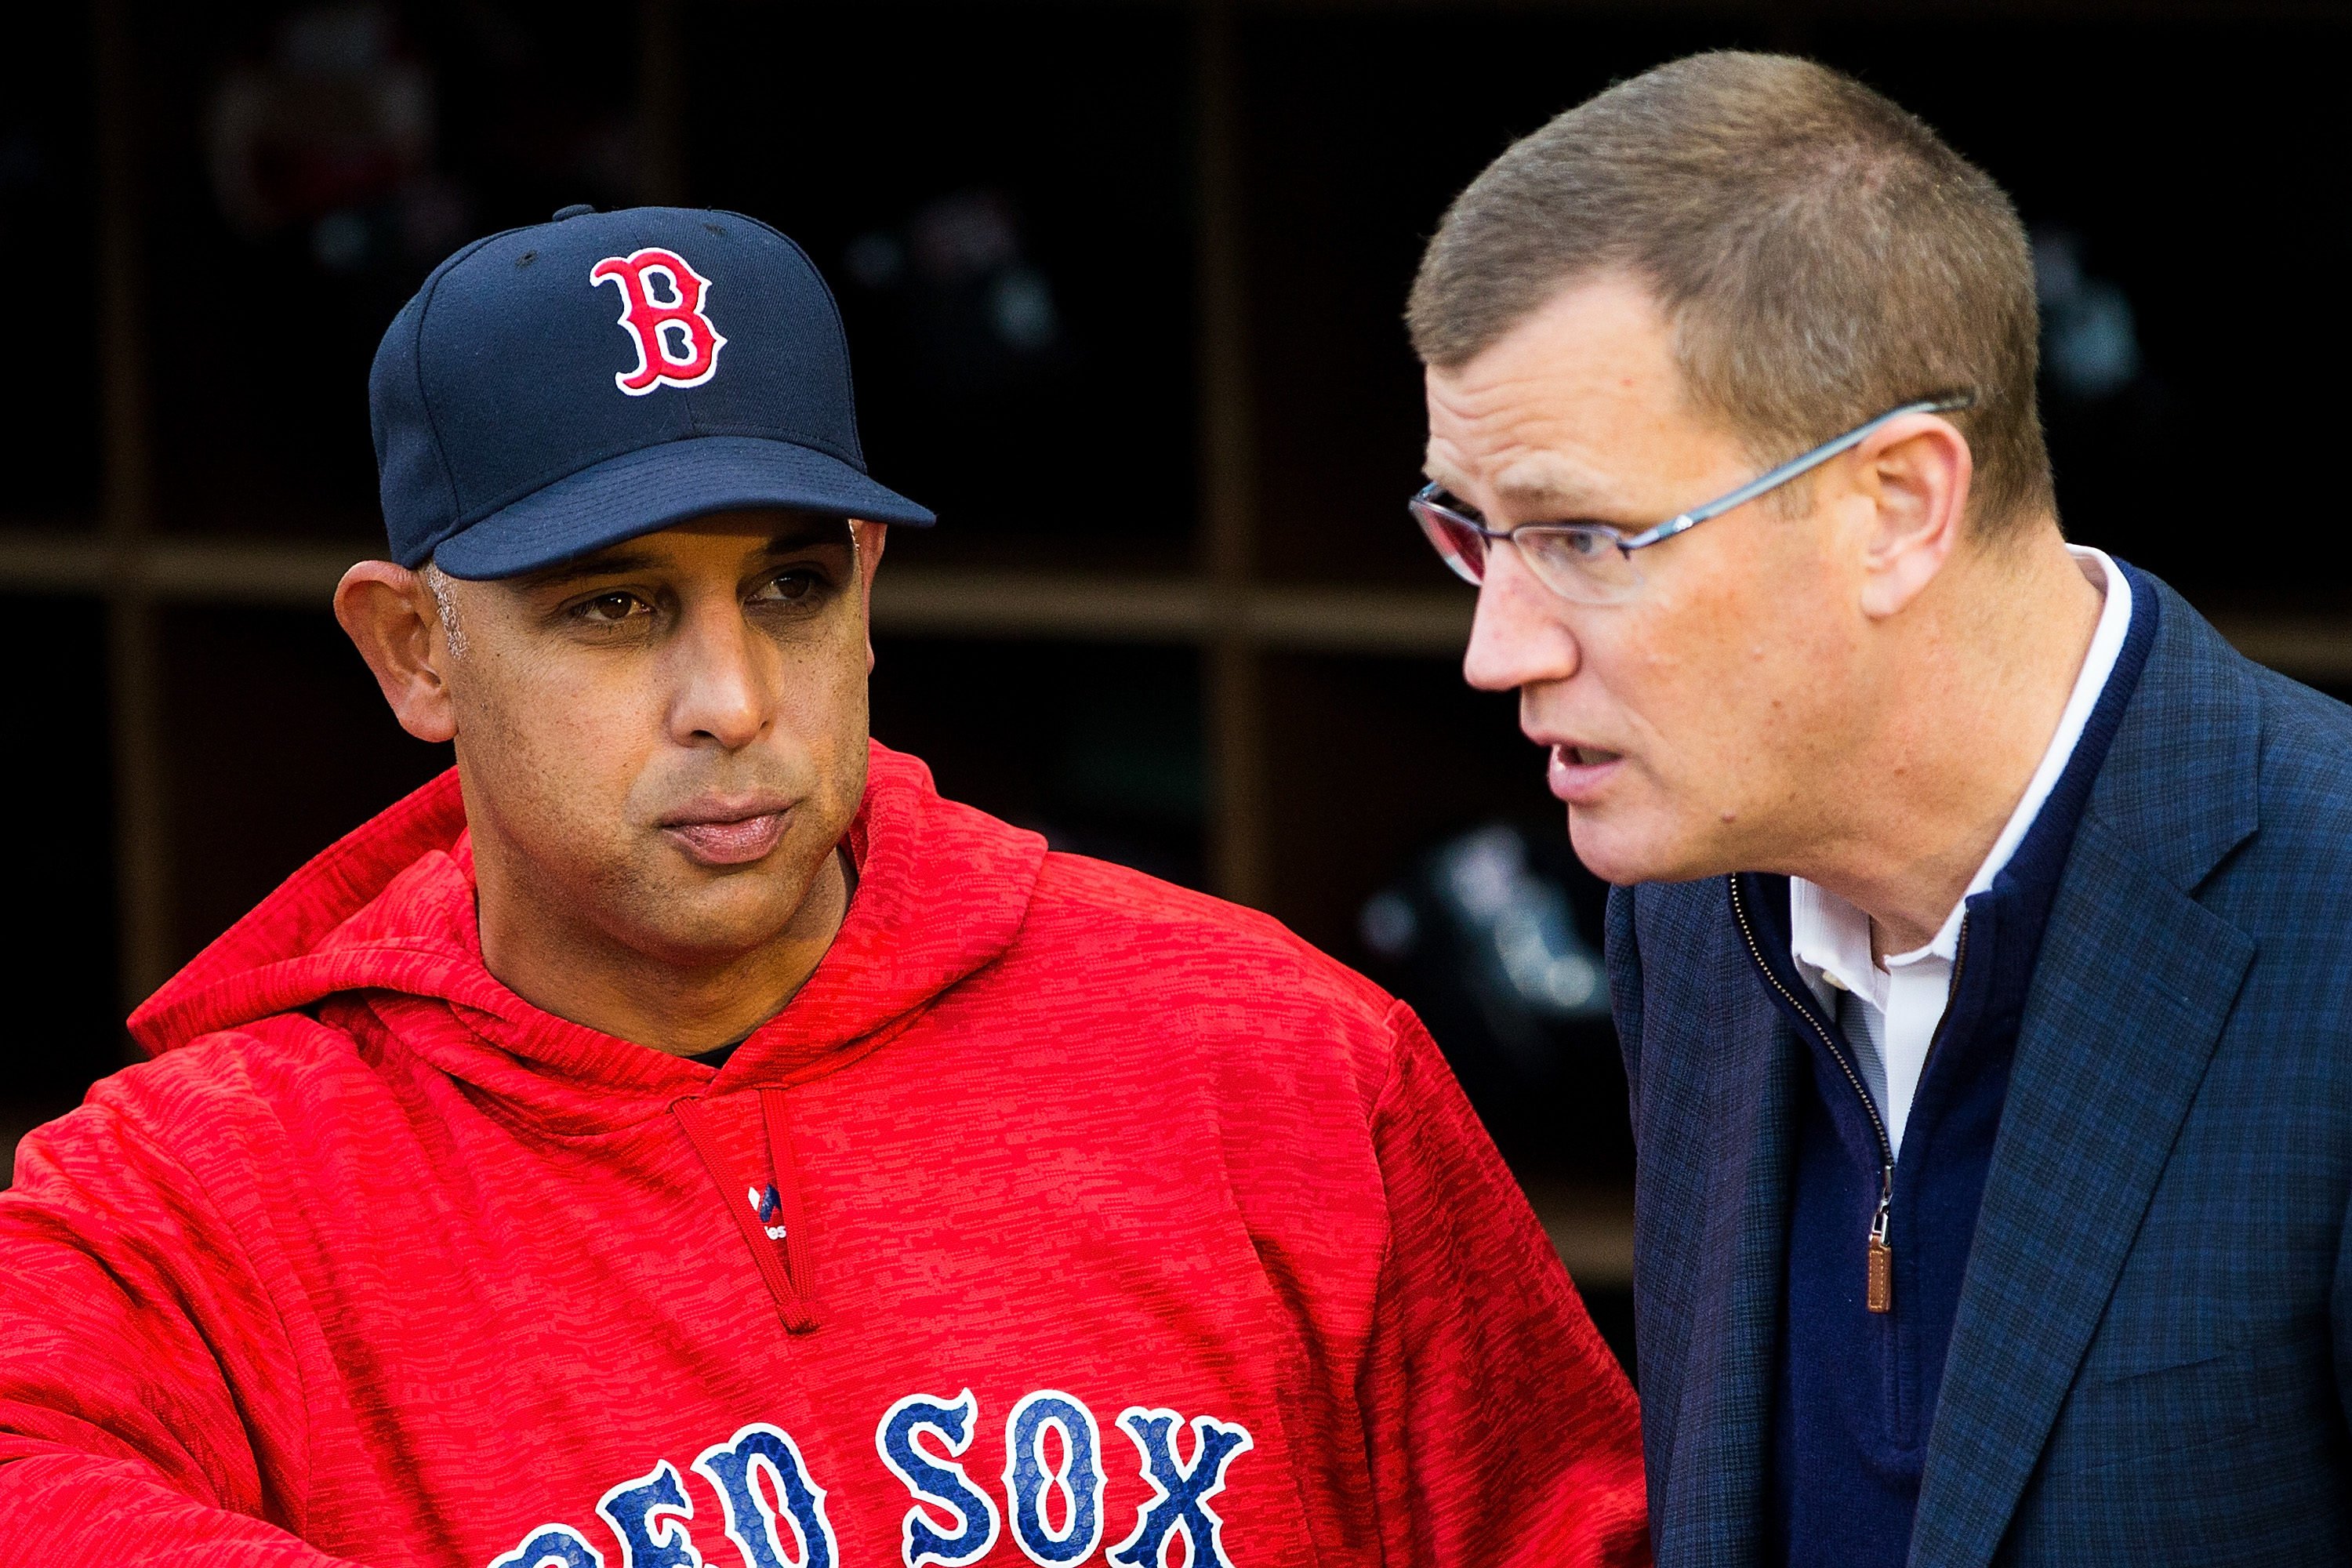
1867, 1165, 1894, 1314
672, 1091, 818, 1334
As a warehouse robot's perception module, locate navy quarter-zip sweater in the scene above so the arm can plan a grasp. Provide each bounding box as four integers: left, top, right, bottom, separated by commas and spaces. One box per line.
1744, 571, 2159, 1566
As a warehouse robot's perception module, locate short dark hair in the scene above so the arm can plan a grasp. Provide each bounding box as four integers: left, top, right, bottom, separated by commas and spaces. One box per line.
1407, 51, 2053, 532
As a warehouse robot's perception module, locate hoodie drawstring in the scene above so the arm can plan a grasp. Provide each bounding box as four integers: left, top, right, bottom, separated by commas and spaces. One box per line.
672, 1089, 817, 1334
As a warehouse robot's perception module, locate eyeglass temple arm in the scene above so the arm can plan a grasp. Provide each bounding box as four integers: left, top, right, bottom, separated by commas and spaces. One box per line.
1617, 394, 1977, 552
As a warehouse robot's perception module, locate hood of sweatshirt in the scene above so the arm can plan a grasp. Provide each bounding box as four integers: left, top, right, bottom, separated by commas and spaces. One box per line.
127, 741, 1047, 1131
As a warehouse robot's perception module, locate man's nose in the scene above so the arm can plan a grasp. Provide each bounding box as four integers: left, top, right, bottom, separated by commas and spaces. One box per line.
667, 601, 773, 751
1461, 540, 1581, 694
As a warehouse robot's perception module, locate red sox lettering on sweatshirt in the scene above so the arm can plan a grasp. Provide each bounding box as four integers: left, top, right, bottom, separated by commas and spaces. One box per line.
488, 1394, 1251, 1568
0, 744, 1646, 1566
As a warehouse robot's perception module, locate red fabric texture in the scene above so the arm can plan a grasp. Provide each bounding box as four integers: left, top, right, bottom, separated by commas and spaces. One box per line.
0, 742, 1646, 1566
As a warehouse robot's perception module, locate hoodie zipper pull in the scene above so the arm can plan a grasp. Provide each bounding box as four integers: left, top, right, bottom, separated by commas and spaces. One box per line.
673, 1093, 818, 1335
757, 1087, 817, 1329
1867, 1163, 1894, 1313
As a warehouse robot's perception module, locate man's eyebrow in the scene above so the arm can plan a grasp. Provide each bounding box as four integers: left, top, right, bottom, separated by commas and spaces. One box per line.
1492, 463, 1618, 515
1421, 455, 1473, 495
1422, 456, 1619, 517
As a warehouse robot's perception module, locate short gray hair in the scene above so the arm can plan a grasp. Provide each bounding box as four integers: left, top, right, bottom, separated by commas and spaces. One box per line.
420, 561, 467, 657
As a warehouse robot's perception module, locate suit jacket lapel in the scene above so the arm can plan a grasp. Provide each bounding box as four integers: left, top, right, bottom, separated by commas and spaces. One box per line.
1909, 580, 2259, 1567
1659, 966, 1800, 1567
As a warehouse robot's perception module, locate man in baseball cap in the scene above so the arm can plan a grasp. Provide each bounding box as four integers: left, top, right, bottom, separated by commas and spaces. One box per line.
0, 206, 1645, 1566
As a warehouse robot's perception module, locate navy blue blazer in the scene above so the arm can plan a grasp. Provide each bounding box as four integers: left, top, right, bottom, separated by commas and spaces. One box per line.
1607, 575, 2352, 1565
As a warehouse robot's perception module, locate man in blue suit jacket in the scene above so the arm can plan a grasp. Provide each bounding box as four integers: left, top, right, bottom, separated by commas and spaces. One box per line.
1404, 50, 2351, 1566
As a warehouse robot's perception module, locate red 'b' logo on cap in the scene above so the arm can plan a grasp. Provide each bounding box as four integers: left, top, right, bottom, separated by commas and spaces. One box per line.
590, 247, 728, 395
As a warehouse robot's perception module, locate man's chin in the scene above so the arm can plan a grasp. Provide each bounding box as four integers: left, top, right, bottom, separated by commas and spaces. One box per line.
622, 887, 811, 967
622, 844, 832, 955
1566, 805, 1719, 887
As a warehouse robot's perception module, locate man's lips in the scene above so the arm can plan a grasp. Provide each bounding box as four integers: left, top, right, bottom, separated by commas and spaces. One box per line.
658, 797, 793, 866
1545, 742, 1625, 804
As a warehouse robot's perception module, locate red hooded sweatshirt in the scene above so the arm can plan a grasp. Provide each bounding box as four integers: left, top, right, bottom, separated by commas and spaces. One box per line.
0, 743, 1644, 1567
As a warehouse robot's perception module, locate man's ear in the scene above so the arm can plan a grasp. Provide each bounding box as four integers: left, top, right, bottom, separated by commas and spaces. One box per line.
851, 519, 888, 675
335, 561, 459, 743
1849, 413, 1973, 620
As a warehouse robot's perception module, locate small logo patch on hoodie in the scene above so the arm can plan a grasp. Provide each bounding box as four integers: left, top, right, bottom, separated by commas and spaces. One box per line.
747, 1184, 787, 1241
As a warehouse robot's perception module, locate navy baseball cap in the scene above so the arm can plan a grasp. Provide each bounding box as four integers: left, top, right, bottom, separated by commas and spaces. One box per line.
369, 204, 933, 580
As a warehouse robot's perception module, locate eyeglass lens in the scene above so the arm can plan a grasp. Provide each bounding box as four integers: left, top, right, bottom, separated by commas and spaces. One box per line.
1415, 504, 1643, 605
1414, 504, 1490, 585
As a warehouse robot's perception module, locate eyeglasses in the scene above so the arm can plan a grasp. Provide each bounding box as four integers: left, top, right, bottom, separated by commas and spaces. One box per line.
1410, 392, 1978, 605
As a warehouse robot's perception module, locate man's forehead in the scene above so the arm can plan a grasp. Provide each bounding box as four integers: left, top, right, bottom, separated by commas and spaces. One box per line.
1421, 274, 1717, 516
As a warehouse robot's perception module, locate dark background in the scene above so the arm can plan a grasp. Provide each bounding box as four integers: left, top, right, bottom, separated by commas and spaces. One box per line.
6, 0, 2349, 1372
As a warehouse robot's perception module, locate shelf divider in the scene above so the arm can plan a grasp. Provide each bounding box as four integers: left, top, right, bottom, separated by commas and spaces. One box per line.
1197, 0, 1269, 907
94, 0, 172, 1020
